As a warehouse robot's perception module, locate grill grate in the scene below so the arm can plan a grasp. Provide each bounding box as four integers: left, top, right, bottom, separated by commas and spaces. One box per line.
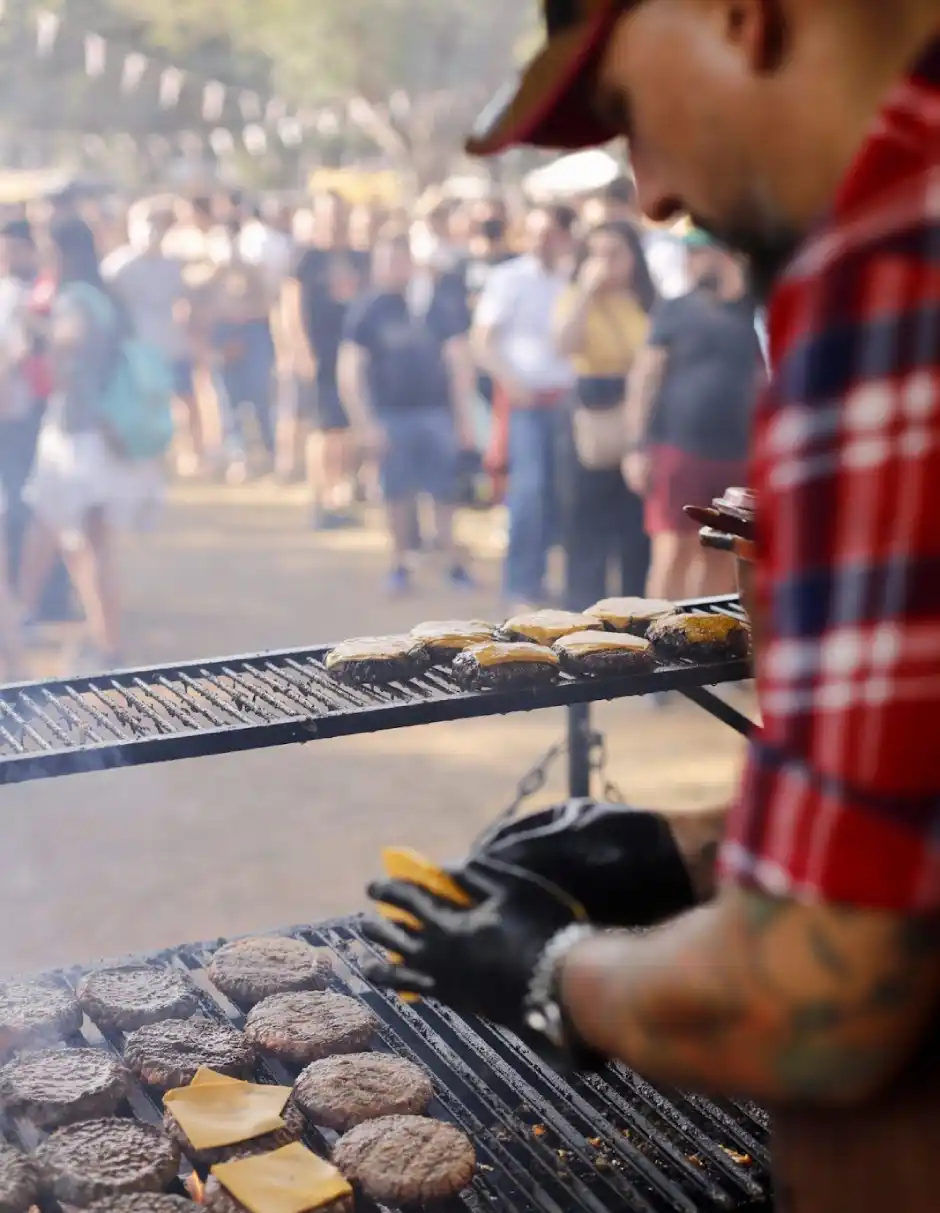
0, 597, 750, 786
4, 920, 773, 1213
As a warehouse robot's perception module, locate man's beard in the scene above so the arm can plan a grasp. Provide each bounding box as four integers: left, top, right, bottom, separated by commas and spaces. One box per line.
688, 212, 802, 303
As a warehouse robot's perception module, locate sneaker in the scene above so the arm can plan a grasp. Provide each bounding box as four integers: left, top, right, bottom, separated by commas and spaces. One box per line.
447, 565, 476, 592
385, 566, 411, 597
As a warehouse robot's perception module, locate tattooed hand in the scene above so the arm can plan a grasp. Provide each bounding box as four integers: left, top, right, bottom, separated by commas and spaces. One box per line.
557, 888, 940, 1105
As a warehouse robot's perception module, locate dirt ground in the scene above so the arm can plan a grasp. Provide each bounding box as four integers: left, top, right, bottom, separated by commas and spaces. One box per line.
0, 483, 749, 976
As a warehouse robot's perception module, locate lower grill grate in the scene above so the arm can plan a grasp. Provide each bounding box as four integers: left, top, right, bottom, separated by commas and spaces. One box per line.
0, 597, 750, 786
5, 920, 773, 1213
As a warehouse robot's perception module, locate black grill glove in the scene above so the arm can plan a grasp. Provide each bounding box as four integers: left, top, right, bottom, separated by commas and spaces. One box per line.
361, 858, 585, 1035
471, 800, 697, 928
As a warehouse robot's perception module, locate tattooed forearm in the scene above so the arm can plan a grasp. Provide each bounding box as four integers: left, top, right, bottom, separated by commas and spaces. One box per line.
559, 889, 940, 1105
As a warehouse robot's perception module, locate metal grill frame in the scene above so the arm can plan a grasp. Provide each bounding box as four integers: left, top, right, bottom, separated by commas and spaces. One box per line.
0, 596, 750, 786
7, 919, 772, 1213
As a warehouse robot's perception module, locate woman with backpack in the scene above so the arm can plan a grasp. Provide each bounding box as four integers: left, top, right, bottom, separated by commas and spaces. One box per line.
20, 217, 166, 673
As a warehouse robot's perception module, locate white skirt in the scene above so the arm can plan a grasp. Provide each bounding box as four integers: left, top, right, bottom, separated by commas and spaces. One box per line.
24, 416, 164, 550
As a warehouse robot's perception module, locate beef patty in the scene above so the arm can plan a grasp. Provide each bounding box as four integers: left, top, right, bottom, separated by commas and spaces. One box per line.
0, 981, 83, 1052
0, 1047, 129, 1128
0, 1141, 39, 1213
208, 937, 332, 1007
332, 1115, 475, 1204
203, 1173, 352, 1213
244, 992, 376, 1065
123, 1017, 255, 1089
294, 1053, 433, 1131
77, 967, 199, 1032
86, 1197, 195, 1213
36, 1117, 180, 1207
162, 1096, 307, 1166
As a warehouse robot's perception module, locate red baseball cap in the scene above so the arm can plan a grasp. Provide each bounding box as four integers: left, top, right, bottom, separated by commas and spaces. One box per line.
466, 0, 629, 156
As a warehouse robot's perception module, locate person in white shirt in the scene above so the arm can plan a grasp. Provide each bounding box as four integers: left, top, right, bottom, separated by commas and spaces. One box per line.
472, 204, 577, 605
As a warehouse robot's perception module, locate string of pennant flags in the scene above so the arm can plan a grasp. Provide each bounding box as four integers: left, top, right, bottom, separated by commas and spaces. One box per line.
18, 3, 414, 158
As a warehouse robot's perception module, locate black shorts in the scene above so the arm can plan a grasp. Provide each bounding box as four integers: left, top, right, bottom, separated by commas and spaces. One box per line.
298, 379, 349, 432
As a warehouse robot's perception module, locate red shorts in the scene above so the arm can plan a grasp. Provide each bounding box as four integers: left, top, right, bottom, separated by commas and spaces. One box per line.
644, 443, 748, 537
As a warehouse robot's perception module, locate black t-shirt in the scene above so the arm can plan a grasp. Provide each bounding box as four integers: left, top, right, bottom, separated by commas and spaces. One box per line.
646, 289, 762, 461
342, 280, 470, 415
292, 246, 370, 392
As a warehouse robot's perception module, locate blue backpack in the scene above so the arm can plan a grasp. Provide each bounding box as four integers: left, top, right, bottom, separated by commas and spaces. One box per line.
68, 284, 175, 460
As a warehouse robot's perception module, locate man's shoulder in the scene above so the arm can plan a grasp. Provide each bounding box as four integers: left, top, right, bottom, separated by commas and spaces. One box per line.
770, 169, 940, 382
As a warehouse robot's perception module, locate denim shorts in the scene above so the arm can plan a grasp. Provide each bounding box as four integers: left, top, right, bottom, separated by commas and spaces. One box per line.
379, 407, 457, 503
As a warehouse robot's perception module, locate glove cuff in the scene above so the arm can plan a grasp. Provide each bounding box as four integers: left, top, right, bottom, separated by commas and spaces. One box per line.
632, 813, 699, 925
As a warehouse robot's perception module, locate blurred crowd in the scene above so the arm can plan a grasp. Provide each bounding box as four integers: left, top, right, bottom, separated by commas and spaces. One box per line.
0, 174, 763, 677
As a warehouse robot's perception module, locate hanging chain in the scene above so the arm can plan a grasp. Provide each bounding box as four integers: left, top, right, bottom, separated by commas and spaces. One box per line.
471, 737, 567, 853
587, 727, 627, 804
473, 721, 629, 855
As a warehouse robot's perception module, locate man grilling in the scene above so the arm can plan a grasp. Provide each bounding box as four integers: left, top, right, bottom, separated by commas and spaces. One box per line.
364, 3, 940, 1210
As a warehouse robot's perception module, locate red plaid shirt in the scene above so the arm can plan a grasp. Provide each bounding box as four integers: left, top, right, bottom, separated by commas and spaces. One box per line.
719, 38, 940, 910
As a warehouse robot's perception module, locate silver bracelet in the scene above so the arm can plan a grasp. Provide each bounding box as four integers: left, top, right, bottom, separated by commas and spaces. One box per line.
524, 923, 597, 1046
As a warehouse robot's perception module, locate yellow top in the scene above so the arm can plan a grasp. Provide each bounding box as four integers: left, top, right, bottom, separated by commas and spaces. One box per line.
163, 1072, 291, 1150
212, 1143, 352, 1213
653, 614, 746, 643
325, 636, 415, 668
409, 620, 501, 650
554, 631, 652, 658
465, 641, 561, 667
554, 289, 649, 377
503, 610, 596, 646
586, 597, 675, 630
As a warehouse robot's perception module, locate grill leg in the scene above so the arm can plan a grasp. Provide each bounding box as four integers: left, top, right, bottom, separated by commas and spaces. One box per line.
567, 702, 591, 798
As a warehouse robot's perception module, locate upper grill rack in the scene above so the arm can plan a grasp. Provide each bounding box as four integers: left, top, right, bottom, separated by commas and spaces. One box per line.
0, 597, 749, 786
8, 919, 772, 1213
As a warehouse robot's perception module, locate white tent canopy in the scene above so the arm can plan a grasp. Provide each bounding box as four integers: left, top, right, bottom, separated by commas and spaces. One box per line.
523, 149, 622, 200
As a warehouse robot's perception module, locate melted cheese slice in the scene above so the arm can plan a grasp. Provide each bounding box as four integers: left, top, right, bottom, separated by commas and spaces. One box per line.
466, 641, 560, 668
325, 636, 413, 669
409, 620, 499, 649
192, 1067, 242, 1087
212, 1143, 352, 1213
662, 613, 745, 643
378, 847, 473, 1003
164, 1077, 291, 1149
502, 610, 595, 645
554, 631, 652, 658
586, 597, 674, 630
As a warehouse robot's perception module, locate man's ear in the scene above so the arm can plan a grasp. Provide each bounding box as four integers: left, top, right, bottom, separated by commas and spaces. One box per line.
726, 0, 787, 73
